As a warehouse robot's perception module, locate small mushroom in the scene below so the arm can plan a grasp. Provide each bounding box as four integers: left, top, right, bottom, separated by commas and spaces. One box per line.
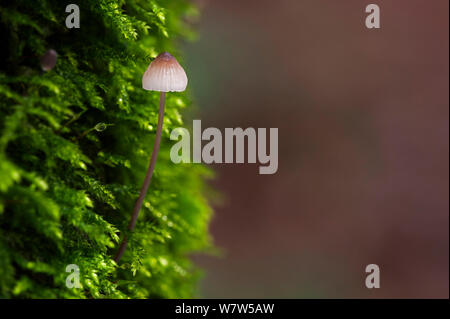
114, 52, 188, 263
40, 49, 58, 71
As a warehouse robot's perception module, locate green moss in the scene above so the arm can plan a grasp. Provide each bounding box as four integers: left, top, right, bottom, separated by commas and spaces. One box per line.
0, 0, 213, 298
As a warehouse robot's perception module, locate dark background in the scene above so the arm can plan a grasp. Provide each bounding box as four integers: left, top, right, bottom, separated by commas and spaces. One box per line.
184, 0, 449, 298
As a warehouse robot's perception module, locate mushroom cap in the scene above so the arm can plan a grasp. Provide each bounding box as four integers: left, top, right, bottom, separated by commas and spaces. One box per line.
40, 49, 58, 71
142, 52, 188, 92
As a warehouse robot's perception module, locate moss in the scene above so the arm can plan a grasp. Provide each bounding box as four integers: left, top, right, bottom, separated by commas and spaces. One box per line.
0, 0, 213, 298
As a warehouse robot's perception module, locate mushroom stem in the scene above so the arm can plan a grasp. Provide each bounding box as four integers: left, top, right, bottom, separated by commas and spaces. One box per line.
114, 91, 166, 263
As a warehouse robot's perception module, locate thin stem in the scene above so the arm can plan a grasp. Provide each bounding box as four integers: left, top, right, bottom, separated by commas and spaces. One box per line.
114, 92, 166, 263
57, 110, 86, 134
75, 127, 94, 141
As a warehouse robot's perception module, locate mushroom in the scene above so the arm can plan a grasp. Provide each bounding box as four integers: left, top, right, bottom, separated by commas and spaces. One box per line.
40, 49, 58, 71
114, 52, 188, 262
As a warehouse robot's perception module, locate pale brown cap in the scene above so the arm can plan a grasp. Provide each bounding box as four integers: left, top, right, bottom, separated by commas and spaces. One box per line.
40, 49, 58, 71
142, 52, 188, 92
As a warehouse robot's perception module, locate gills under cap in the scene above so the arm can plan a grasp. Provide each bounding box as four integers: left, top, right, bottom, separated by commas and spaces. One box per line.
142, 52, 188, 92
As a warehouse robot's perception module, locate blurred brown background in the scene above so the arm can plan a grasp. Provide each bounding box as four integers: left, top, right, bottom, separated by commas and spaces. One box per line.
183, 0, 449, 298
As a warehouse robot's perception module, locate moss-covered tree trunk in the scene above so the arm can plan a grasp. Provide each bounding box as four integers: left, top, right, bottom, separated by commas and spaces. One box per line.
0, 0, 212, 298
